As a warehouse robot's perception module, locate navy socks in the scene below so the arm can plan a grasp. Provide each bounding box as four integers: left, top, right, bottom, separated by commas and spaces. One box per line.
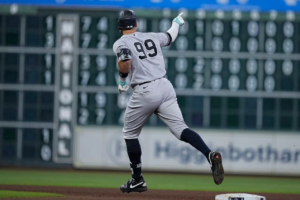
125, 139, 142, 180
180, 128, 211, 161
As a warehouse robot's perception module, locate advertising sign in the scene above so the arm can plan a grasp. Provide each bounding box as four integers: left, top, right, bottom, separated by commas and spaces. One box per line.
74, 127, 300, 175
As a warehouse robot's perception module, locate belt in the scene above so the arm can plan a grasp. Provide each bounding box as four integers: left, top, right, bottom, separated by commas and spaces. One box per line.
139, 81, 151, 86
139, 76, 165, 86
133, 76, 165, 89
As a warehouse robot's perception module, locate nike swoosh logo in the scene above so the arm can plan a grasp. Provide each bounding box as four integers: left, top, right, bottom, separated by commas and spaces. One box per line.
130, 182, 144, 189
143, 86, 148, 89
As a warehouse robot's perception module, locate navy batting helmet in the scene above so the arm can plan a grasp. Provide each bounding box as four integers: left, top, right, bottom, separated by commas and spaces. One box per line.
118, 9, 136, 31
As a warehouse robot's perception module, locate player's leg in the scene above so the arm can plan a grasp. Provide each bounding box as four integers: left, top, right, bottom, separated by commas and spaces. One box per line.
120, 106, 151, 193
155, 98, 211, 160
120, 84, 161, 193
155, 79, 224, 185
156, 99, 224, 185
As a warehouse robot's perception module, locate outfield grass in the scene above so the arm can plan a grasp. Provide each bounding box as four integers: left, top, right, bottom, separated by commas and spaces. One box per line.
0, 169, 299, 194
0, 190, 63, 198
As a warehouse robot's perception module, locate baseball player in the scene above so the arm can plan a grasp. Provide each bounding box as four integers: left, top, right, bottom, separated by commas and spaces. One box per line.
113, 9, 224, 193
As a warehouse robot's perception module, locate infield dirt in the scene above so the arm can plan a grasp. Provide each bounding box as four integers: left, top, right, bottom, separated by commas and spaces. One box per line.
1, 185, 300, 200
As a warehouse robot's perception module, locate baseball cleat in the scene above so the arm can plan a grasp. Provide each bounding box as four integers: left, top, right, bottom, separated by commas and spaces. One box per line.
209, 151, 224, 185
120, 176, 148, 193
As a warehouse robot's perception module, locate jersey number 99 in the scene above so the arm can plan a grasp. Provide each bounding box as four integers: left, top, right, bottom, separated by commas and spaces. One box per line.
134, 39, 157, 60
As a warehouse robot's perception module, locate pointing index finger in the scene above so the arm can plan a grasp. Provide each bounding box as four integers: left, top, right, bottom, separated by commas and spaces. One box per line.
178, 12, 184, 17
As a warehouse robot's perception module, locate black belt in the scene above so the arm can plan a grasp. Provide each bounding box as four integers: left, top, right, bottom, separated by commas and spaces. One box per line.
138, 76, 165, 86
133, 76, 165, 89
139, 81, 151, 86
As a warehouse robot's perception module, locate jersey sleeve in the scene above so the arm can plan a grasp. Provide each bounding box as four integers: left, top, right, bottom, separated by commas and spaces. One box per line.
151, 32, 172, 47
113, 40, 129, 56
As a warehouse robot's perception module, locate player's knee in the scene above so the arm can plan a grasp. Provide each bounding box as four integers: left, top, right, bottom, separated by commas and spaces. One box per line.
123, 133, 139, 140
170, 126, 188, 140
180, 128, 200, 144
123, 128, 140, 140
180, 128, 190, 142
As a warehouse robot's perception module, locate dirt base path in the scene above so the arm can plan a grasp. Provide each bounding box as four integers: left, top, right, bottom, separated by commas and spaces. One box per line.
1, 185, 300, 200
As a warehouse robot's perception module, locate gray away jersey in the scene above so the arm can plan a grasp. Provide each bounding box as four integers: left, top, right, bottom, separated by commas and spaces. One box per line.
113, 32, 171, 86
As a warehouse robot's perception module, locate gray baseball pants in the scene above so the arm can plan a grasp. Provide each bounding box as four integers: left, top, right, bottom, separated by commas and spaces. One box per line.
123, 77, 188, 139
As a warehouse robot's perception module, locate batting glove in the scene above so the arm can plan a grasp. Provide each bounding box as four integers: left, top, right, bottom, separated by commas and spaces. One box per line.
173, 13, 185, 26
117, 80, 129, 93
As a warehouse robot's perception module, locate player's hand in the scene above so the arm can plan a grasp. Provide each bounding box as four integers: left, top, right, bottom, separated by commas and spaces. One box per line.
173, 13, 185, 26
117, 81, 129, 93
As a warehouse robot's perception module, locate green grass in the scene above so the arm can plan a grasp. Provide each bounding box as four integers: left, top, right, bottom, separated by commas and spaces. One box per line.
0, 169, 299, 194
0, 190, 63, 198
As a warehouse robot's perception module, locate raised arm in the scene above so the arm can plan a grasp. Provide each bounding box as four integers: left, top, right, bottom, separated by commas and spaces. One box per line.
153, 13, 185, 47
167, 13, 185, 43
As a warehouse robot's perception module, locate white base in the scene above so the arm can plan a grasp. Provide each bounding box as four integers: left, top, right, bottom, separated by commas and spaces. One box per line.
215, 193, 266, 200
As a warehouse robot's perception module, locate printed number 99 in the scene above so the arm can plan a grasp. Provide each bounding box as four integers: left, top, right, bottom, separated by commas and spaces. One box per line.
134, 39, 157, 60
